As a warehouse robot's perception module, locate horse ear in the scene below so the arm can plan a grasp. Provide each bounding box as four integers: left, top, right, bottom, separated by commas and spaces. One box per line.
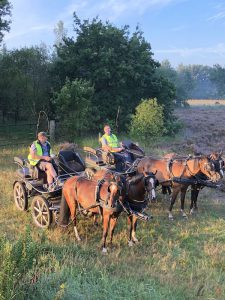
219, 149, 223, 155
153, 169, 158, 175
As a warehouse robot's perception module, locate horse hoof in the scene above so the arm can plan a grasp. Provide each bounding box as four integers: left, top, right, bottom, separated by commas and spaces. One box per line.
102, 247, 107, 253
169, 216, 174, 221
132, 238, 139, 243
128, 241, 133, 247
182, 215, 188, 219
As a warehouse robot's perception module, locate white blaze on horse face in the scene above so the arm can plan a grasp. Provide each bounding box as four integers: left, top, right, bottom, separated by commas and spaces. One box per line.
150, 177, 156, 199
109, 183, 118, 207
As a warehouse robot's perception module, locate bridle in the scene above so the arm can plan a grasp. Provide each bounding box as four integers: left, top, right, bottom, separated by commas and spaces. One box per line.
143, 173, 157, 201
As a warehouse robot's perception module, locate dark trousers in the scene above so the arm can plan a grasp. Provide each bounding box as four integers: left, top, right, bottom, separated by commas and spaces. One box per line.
113, 151, 133, 172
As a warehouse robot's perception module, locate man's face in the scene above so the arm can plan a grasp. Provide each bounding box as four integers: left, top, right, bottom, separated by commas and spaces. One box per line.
38, 135, 47, 144
104, 126, 111, 135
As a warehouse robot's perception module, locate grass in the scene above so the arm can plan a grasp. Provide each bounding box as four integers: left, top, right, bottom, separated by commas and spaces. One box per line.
1, 126, 225, 299
187, 99, 225, 106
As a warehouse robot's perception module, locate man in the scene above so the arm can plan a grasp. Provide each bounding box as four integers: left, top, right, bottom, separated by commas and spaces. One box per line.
100, 125, 132, 171
28, 131, 57, 189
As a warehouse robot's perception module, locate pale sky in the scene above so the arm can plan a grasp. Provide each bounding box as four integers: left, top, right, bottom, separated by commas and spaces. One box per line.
4, 0, 225, 66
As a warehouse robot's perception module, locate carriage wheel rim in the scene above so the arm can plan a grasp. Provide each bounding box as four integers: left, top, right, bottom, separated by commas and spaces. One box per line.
32, 197, 51, 227
14, 183, 26, 209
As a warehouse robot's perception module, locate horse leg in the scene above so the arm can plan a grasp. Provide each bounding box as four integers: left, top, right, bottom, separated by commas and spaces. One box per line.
127, 215, 133, 246
190, 186, 200, 214
64, 188, 81, 241
109, 216, 118, 245
168, 186, 180, 220
93, 214, 98, 226
180, 185, 188, 218
131, 215, 139, 243
102, 212, 110, 253
162, 185, 171, 201
194, 187, 200, 211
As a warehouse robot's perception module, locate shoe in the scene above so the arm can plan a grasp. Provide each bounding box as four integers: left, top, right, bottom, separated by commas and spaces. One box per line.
48, 184, 56, 192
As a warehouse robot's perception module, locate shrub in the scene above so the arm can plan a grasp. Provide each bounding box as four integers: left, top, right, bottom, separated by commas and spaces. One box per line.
130, 98, 166, 138
0, 227, 39, 300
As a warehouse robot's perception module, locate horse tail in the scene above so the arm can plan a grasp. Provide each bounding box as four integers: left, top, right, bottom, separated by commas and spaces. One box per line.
58, 192, 70, 226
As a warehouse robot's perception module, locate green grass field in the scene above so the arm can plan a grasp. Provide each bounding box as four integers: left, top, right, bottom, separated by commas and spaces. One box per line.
1, 139, 225, 300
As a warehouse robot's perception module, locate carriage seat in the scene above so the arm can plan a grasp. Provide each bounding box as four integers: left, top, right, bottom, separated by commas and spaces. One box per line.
14, 156, 46, 182
58, 150, 85, 175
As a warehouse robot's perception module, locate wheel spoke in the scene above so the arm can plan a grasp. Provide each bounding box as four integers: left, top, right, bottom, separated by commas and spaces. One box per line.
34, 206, 40, 213
42, 215, 48, 223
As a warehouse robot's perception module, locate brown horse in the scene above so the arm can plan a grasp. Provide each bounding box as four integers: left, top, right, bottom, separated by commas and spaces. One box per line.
125, 171, 157, 245
189, 152, 224, 214
161, 152, 224, 215
59, 170, 125, 253
137, 155, 221, 220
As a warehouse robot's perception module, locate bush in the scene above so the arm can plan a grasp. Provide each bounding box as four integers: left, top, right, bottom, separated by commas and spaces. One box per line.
0, 227, 39, 300
130, 98, 166, 138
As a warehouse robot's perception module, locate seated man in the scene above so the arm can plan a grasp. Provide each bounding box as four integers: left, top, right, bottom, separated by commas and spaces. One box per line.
100, 125, 132, 171
28, 131, 57, 189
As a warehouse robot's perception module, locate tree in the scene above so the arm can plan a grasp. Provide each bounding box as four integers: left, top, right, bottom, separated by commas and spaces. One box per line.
52, 14, 175, 131
53, 20, 67, 47
53, 78, 95, 135
0, 0, 12, 44
130, 98, 166, 138
0, 45, 53, 122
210, 64, 225, 98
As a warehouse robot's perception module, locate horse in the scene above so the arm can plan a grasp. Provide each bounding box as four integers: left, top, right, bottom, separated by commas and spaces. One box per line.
137, 155, 221, 220
58, 170, 125, 253
125, 170, 157, 245
189, 152, 224, 214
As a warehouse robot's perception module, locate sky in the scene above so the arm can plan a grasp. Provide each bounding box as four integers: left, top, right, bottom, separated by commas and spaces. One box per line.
3, 0, 225, 67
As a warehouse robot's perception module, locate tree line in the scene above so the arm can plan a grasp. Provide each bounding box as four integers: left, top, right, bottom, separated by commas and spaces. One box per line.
0, 2, 225, 137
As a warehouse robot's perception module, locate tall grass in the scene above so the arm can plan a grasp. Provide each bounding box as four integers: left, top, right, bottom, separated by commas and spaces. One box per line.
1, 123, 225, 299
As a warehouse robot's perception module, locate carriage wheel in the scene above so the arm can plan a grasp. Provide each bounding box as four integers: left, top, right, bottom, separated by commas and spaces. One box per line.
31, 196, 52, 228
13, 181, 28, 211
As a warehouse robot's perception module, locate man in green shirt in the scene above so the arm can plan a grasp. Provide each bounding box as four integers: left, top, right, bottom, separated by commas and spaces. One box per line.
28, 131, 57, 189
100, 125, 132, 171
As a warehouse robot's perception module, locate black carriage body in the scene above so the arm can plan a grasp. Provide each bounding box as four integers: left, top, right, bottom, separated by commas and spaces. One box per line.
13, 150, 85, 228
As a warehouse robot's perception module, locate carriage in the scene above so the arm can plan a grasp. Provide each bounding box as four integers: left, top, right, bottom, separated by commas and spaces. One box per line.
83, 140, 145, 172
13, 140, 148, 231
13, 149, 85, 228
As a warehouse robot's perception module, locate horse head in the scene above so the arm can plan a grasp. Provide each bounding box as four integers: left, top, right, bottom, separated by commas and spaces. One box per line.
199, 156, 221, 182
104, 172, 125, 210
209, 151, 224, 179
143, 171, 158, 202
128, 170, 157, 202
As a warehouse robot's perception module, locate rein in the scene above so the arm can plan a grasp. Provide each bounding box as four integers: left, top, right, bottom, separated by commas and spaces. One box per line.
74, 173, 123, 214
167, 156, 199, 180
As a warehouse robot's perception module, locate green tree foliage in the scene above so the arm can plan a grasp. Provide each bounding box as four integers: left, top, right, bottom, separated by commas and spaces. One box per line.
157, 61, 218, 104
130, 98, 165, 138
210, 64, 225, 98
52, 14, 175, 131
53, 78, 95, 135
0, 45, 52, 122
0, 0, 11, 44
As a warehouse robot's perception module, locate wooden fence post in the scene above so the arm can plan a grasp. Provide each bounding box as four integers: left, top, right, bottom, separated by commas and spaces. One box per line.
49, 120, 55, 143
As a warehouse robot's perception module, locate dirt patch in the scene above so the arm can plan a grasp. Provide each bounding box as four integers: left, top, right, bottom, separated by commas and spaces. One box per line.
173, 107, 225, 155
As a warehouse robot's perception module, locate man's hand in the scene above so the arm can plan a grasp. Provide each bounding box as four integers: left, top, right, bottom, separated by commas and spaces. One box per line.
43, 156, 51, 161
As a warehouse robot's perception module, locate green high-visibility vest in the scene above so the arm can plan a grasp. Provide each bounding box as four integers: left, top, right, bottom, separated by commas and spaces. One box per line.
101, 134, 119, 152
28, 140, 52, 166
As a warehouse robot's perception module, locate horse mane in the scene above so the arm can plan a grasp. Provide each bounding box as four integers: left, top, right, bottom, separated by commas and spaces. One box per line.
128, 173, 143, 185
59, 142, 78, 152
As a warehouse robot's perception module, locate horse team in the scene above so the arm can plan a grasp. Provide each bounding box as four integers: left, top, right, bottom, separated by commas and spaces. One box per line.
59, 152, 224, 252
